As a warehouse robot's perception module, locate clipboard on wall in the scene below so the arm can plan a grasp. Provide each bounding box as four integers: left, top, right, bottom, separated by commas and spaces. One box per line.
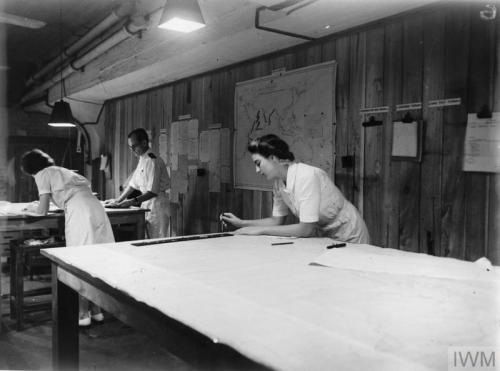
391, 117, 423, 162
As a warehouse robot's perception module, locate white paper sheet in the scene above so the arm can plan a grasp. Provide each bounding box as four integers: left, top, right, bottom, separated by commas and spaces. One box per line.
221, 165, 231, 184
158, 128, 168, 164
464, 112, 500, 172
199, 130, 210, 162
170, 121, 179, 170
392, 121, 418, 157
209, 129, 221, 192
42, 236, 500, 371
311, 244, 499, 281
179, 121, 189, 156
220, 128, 231, 167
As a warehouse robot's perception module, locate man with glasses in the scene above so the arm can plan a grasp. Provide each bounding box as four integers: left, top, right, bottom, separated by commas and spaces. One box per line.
105, 128, 170, 238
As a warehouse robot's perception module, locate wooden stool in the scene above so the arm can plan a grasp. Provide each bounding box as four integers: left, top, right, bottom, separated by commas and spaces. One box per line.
9, 240, 64, 330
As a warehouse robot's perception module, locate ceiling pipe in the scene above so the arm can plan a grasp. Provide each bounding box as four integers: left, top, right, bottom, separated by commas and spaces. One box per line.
254, 0, 317, 41
26, 1, 136, 88
20, 13, 149, 105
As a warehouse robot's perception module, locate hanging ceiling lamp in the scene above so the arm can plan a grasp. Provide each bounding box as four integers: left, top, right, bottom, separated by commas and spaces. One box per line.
158, 0, 205, 33
48, 100, 75, 127
48, 1, 75, 127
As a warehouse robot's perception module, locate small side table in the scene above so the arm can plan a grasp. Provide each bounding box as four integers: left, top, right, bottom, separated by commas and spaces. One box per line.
9, 240, 64, 330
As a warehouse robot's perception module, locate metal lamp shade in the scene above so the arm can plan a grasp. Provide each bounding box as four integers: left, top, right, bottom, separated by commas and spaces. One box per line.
158, 0, 205, 32
48, 100, 75, 127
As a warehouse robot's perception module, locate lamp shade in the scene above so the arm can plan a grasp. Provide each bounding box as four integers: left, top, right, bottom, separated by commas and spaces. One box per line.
158, 0, 205, 33
48, 100, 75, 127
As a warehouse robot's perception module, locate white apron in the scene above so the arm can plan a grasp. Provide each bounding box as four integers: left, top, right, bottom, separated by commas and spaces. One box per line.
64, 189, 115, 247
141, 191, 170, 239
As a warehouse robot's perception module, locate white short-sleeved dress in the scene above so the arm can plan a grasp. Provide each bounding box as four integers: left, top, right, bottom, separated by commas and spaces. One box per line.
272, 163, 370, 244
128, 149, 170, 238
34, 166, 115, 247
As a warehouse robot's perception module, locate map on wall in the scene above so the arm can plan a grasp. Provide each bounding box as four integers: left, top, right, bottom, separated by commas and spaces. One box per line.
234, 61, 336, 190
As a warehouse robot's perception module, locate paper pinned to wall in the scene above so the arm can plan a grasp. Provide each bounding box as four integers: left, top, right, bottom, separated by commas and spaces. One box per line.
463, 112, 500, 173
170, 170, 188, 203
220, 128, 231, 167
159, 128, 168, 164
170, 122, 179, 170
188, 119, 199, 160
179, 121, 189, 156
199, 130, 210, 162
391, 121, 418, 158
99, 154, 108, 171
146, 129, 152, 149
234, 61, 336, 190
209, 129, 221, 192
178, 156, 188, 194
221, 165, 231, 184
188, 119, 199, 138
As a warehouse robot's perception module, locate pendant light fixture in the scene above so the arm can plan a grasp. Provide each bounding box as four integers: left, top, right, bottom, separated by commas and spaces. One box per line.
48, 100, 75, 127
158, 0, 206, 33
48, 0, 75, 127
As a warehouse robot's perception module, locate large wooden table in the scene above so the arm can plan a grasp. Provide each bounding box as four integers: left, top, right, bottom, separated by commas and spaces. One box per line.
0, 207, 147, 332
0, 207, 148, 242
41, 234, 499, 371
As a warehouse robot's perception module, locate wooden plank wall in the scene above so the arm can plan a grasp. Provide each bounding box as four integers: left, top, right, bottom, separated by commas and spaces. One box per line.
103, 3, 499, 263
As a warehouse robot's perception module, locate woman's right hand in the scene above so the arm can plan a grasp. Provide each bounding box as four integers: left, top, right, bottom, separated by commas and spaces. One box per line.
220, 212, 244, 228
22, 202, 39, 214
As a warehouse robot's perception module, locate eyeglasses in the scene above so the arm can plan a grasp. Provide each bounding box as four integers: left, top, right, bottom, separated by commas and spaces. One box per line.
128, 142, 140, 151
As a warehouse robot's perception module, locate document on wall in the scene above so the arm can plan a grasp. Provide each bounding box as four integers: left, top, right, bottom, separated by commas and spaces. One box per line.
220, 128, 231, 167
188, 119, 199, 160
178, 156, 188, 194
463, 112, 500, 173
179, 121, 189, 156
209, 129, 221, 193
159, 128, 168, 164
146, 129, 152, 149
199, 130, 211, 162
392, 121, 418, 157
221, 165, 231, 184
170, 121, 179, 170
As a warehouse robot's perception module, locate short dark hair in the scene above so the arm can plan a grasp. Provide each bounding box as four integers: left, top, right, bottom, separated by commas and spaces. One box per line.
128, 128, 149, 143
21, 149, 55, 175
247, 134, 295, 161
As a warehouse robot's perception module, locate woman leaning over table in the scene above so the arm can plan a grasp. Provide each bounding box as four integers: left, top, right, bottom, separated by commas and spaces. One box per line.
21, 149, 115, 327
221, 134, 370, 244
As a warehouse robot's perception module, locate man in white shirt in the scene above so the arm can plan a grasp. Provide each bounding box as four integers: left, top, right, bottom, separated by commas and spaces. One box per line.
105, 128, 170, 238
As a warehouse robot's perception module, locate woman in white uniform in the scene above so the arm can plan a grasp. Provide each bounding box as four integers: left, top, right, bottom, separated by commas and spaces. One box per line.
21, 149, 115, 326
221, 134, 370, 243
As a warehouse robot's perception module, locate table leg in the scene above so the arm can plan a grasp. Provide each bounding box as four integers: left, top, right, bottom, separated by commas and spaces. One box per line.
136, 215, 145, 240
10, 240, 24, 330
0, 246, 2, 333
52, 265, 79, 371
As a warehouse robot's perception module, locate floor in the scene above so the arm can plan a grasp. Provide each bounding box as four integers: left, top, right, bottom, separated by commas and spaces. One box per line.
0, 259, 196, 371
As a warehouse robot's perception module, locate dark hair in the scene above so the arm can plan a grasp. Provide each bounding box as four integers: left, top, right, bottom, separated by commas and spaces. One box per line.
21, 149, 55, 175
128, 128, 149, 143
247, 134, 295, 161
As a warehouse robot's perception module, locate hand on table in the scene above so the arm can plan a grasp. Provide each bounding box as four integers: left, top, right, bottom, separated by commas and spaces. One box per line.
233, 226, 263, 235
220, 212, 243, 229
117, 199, 134, 208
22, 202, 41, 214
105, 199, 133, 208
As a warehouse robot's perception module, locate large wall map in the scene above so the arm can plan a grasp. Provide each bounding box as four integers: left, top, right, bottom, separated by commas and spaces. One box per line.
234, 61, 336, 190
